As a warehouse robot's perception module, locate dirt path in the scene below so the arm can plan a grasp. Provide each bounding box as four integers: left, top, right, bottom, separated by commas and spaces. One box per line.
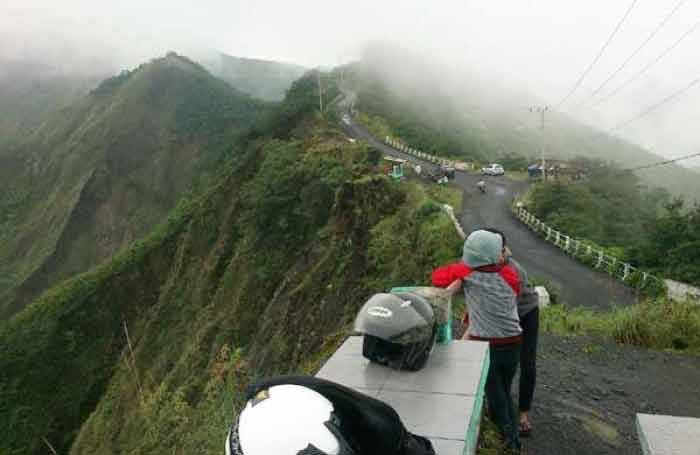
519, 334, 700, 454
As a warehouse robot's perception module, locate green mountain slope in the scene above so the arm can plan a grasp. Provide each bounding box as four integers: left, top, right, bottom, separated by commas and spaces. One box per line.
351, 45, 700, 202
211, 53, 306, 101
0, 60, 102, 149
0, 73, 461, 455
0, 53, 266, 317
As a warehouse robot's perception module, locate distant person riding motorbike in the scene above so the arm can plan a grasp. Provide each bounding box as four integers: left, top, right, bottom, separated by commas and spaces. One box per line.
477, 180, 486, 194
226, 375, 435, 455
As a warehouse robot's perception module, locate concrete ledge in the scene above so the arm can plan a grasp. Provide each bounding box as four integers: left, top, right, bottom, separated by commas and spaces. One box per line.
637, 413, 700, 455
316, 336, 490, 455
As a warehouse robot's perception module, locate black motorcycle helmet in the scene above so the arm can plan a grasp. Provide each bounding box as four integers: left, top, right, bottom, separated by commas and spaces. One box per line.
354, 292, 437, 371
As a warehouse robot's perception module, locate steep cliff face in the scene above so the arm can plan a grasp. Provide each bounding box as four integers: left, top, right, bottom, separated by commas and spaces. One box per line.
0, 71, 462, 454
0, 53, 266, 316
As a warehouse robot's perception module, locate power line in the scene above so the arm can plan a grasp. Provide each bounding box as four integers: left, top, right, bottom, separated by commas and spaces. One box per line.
565, 78, 700, 164
609, 77, 700, 132
572, 152, 700, 181
572, 0, 685, 111
555, 0, 639, 110
621, 151, 700, 173
589, 19, 700, 109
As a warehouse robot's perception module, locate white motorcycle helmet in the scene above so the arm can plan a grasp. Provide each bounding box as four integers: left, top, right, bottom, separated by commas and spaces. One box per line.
226, 384, 355, 455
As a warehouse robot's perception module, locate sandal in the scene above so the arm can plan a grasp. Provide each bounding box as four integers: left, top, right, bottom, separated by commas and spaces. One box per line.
519, 419, 532, 437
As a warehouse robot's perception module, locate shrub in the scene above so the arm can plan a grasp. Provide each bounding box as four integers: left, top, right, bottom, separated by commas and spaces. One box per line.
416, 201, 441, 219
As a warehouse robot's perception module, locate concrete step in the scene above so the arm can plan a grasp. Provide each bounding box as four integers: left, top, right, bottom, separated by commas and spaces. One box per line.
637, 413, 700, 455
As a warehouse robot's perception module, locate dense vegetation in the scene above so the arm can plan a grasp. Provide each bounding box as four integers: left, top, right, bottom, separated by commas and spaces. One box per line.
0, 53, 267, 317
0, 65, 462, 454
526, 160, 700, 286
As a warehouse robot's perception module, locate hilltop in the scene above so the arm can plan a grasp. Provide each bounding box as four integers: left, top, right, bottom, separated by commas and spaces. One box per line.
0, 53, 266, 317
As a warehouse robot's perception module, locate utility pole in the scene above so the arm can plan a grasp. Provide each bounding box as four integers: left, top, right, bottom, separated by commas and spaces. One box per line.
529, 105, 549, 181
317, 70, 324, 116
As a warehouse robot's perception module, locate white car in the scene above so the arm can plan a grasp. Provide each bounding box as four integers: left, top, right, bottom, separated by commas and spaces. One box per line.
481, 163, 505, 176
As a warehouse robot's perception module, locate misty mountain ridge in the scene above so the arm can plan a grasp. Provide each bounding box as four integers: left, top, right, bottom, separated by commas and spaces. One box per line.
0, 59, 105, 148
0, 52, 266, 317
353, 44, 700, 202
205, 52, 307, 101
0, 64, 462, 454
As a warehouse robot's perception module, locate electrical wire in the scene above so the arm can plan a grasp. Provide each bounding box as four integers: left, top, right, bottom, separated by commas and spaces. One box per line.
609, 77, 700, 132
589, 20, 700, 109
621, 151, 700, 172
555, 0, 639, 110
560, 78, 700, 173
572, 0, 686, 111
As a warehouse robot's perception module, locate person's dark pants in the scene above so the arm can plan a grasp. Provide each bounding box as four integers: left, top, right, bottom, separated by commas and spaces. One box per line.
485, 343, 521, 450
519, 307, 539, 413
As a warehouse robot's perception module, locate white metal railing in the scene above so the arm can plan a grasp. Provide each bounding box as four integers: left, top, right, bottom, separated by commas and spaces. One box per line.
385, 135, 694, 300
385, 136, 472, 169
441, 204, 466, 240
513, 205, 665, 293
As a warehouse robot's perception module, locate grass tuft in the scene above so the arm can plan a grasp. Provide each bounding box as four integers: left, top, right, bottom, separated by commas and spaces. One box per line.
541, 299, 700, 352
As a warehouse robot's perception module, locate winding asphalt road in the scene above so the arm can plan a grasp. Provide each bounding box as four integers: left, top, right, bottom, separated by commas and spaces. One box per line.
341, 109, 635, 310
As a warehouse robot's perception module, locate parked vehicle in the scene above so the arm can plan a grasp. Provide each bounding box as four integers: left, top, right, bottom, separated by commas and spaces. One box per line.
454, 161, 471, 171
440, 164, 455, 179
427, 166, 450, 184
481, 163, 505, 176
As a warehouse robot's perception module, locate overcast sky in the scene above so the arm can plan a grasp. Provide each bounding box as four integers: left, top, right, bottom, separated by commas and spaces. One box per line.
3, 0, 699, 165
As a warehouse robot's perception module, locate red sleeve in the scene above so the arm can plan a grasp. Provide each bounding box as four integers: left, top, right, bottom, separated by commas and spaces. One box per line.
431, 262, 472, 287
499, 264, 521, 296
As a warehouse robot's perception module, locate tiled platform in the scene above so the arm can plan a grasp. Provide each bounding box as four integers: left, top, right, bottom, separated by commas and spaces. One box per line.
316, 336, 490, 455
637, 413, 700, 455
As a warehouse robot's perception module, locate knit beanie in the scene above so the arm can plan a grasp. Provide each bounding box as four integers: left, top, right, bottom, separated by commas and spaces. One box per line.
462, 229, 503, 268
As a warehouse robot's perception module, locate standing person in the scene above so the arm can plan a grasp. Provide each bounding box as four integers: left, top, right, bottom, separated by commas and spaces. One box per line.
431, 229, 522, 451
510, 256, 539, 437
485, 229, 540, 438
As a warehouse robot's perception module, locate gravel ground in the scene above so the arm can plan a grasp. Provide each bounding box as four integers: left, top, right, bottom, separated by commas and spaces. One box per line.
520, 333, 700, 455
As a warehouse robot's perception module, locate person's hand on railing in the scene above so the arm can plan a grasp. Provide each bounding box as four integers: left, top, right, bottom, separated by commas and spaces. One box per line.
444, 279, 463, 295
